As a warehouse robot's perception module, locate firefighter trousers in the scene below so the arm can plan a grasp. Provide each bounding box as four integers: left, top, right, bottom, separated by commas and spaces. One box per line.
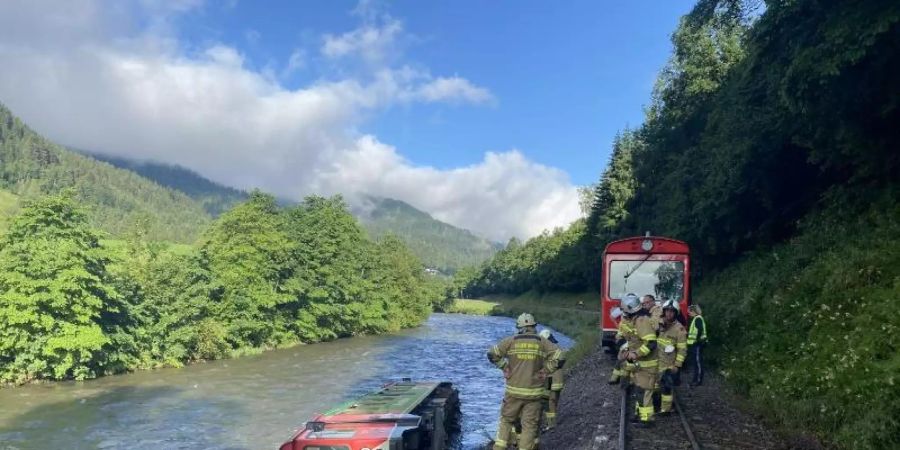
543, 389, 560, 429
688, 344, 704, 385
653, 368, 680, 413
631, 368, 657, 423
494, 395, 543, 450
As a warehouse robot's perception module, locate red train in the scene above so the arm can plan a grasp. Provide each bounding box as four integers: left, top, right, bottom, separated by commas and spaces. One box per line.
279, 379, 459, 450
600, 234, 691, 348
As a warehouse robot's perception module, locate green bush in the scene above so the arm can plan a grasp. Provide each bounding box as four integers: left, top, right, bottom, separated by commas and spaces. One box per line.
696, 190, 900, 449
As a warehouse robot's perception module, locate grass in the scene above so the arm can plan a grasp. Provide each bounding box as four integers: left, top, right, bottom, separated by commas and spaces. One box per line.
444, 298, 499, 315
695, 188, 899, 450
447, 291, 601, 369
0, 189, 19, 231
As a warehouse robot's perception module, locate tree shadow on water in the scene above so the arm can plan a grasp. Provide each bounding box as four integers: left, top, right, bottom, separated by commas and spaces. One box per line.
0, 384, 250, 450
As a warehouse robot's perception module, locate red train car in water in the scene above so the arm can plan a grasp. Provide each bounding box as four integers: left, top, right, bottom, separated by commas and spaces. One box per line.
279, 379, 459, 450
600, 234, 691, 348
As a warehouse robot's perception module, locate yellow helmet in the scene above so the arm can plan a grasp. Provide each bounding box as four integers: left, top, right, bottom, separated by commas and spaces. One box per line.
516, 312, 536, 328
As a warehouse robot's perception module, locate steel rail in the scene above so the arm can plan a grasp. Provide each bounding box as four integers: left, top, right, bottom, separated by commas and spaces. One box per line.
674, 394, 701, 450
618, 385, 628, 450
618, 386, 702, 450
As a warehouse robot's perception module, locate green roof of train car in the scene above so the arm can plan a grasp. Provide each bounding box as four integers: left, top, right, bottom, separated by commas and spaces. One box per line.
324, 381, 440, 416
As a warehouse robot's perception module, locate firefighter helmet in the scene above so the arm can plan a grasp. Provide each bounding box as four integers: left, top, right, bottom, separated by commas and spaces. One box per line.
661, 299, 679, 311
516, 312, 536, 328
539, 328, 558, 343
621, 293, 641, 314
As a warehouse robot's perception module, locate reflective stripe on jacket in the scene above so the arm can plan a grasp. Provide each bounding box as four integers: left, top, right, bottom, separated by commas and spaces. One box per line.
656, 320, 687, 369
488, 331, 562, 399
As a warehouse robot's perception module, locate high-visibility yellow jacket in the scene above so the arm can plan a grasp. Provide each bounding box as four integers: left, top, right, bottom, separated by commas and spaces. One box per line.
687, 315, 708, 345
488, 330, 562, 399
656, 320, 687, 370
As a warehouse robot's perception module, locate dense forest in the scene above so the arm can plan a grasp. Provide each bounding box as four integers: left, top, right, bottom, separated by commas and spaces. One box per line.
88, 153, 249, 217
0, 190, 447, 384
462, 1, 899, 448
0, 104, 211, 242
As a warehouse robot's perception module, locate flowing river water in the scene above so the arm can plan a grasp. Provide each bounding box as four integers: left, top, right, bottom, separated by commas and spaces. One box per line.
0, 313, 572, 450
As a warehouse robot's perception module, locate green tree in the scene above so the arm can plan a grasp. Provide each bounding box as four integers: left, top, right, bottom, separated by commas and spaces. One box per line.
199, 191, 295, 347
0, 193, 123, 383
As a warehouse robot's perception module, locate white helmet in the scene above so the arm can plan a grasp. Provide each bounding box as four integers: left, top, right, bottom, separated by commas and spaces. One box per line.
621, 293, 641, 314
661, 299, 679, 311
516, 312, 536, 328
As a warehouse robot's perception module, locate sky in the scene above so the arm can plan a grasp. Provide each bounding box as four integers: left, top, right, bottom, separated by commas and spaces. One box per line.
0, 0, 694, 241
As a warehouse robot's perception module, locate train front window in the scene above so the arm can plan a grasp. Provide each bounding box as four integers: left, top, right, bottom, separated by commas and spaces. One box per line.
608, 260, 685, 301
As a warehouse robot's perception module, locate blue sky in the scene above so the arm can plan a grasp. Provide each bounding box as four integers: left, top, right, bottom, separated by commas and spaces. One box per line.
173, 1, 693, 185
0, 0, 695, 239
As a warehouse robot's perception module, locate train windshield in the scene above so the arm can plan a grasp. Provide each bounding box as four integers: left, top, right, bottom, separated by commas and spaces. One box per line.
608, 260, 685, 301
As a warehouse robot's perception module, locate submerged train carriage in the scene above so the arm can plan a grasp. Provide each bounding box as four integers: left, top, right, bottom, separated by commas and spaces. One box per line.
600, 235, 691, 348
280, 380, 460, 450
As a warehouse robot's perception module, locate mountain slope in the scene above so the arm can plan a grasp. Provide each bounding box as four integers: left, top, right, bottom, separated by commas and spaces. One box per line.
352, 196, 500, 273
92, 154, 499, 273
0, 103, 211, 242
88, 153, 248, 217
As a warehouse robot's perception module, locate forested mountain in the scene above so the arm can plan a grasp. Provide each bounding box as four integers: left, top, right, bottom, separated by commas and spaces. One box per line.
0, 104, 210, 242
462, 1, 899, 448
81, 148, 500, 273
352, 196, 500, 274
88, 153, 248, 217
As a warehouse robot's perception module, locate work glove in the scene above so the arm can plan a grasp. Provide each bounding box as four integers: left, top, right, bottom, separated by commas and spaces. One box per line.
664, 345, 675, 353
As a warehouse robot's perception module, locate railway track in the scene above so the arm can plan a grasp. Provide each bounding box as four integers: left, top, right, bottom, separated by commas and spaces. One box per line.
618, 385, 701, 450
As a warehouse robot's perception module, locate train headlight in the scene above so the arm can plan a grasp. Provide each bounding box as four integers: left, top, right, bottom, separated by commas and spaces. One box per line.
641, 239, 653, 252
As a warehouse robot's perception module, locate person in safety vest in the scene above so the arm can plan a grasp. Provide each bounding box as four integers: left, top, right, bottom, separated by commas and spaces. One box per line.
686, 304, 707, 386
653, 300, 687, 415
538, 329, 565, 430
618, 293, 658, 426
488, 313, 562, 450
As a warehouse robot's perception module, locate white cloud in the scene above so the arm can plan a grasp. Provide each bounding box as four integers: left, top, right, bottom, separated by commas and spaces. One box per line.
321, 16, 403, 65
281, 48, 306, 78
0, 0, 580, 240
415, 76, 496, 105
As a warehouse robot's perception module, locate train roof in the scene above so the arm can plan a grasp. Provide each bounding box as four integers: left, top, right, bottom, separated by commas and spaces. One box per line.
320, 381, 441, 418
604, 236, 690, 254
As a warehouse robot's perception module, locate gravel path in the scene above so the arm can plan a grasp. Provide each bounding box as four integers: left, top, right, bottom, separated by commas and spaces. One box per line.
538, 342, 804, 450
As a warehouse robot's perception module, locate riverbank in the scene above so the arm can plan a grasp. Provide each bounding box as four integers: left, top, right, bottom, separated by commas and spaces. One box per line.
444, 292, 600, 370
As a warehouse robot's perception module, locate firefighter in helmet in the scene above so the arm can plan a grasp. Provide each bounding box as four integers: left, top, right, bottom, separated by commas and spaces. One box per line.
653, 299, 687, 415
607, 293, 634, 384
539, 328, 565, 430
617, 293, 659, 426
488, 313, 562, 450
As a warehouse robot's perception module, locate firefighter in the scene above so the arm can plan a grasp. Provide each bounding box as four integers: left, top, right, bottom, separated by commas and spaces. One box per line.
607, 294, 634, 385
653, 299, 687, 415
617, 293, 658, 426
488, 313, 562, 450
538, 329, 565, 430
686, 304, 707, 386
642, 294, 662, 330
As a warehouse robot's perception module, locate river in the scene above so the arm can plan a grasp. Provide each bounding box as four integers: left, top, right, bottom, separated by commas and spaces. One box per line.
0, 313, 572, 450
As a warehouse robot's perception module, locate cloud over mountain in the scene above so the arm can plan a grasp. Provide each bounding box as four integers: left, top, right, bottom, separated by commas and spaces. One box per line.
0, 0, 580, 240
